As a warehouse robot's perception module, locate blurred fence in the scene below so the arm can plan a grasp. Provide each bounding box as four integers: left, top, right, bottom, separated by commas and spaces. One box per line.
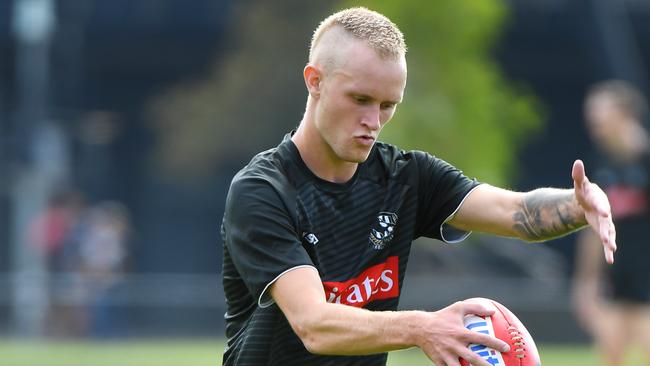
0, 239, 590, 343
0, 273, 225, 338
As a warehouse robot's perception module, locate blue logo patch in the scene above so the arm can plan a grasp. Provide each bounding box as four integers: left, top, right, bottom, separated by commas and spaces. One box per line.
464, 315, 506, 366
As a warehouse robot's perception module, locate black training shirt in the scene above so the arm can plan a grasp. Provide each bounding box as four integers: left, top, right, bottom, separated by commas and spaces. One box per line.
221, 133, 480, 365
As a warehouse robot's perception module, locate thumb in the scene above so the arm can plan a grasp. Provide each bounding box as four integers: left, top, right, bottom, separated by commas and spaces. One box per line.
572, 159, 586, 187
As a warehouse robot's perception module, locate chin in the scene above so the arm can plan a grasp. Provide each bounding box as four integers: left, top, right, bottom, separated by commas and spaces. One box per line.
335, 144, 373, 163
346, 151, 372, 163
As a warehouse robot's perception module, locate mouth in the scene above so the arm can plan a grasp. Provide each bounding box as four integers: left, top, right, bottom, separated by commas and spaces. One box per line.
355, 135, 376, 146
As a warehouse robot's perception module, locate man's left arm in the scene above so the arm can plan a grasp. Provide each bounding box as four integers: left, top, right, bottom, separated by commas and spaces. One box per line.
448, 160, 617, 263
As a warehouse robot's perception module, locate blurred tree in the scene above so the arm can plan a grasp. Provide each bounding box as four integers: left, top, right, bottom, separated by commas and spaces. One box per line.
341, 0, 542, 186
147, 0, 334, 182
149, 0, 541, 186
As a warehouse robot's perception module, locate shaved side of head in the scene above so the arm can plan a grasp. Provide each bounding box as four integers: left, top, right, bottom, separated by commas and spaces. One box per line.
309, 7, 406, 75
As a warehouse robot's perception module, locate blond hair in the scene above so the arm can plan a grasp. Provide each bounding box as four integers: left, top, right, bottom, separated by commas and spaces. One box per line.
309, 7, 406, 63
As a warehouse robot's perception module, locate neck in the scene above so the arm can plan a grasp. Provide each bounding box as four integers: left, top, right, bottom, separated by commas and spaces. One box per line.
292, 102, 358, 183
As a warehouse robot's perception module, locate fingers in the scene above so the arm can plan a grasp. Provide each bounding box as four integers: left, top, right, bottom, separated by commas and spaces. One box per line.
458, 300, 509, 352
460, 301, 495, 318
579, 173, 617, 265
440, 356, 458, 366
604, 246, 614, 265
465, 330, 510, 353
598, 214, 617, 264
433, 342, 504, 366
456, 337, 507, 366
429, 355, 446, 366
423, 302, 508, 366
600, 227, 615, 264
457, 347, 498, 366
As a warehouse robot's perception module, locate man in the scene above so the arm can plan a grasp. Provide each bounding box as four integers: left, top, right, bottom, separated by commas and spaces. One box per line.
221, 7, 616, 366
572, 80, 650, 366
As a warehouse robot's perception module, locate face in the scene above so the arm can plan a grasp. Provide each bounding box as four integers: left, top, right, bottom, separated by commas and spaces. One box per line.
310, 41, 407, 164
584, 93, 624, 148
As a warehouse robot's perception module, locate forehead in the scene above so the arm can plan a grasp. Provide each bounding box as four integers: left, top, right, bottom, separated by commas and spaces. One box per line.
586, 93, 620, 114
330, 40, 407, 101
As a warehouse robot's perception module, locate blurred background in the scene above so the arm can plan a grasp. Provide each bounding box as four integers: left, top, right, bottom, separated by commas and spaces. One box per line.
0, 0, 649, 364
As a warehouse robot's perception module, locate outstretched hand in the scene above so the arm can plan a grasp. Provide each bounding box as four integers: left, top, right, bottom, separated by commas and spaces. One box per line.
572, 159, 617, 264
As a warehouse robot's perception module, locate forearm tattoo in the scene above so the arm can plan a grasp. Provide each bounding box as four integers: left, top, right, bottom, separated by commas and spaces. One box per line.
512, 189, 587, 241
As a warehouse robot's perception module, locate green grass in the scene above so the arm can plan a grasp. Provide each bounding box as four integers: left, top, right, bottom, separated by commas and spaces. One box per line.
0, 339, 221, 366
0, 339, 644, 365
388, 345, 601, 365
388, 345, 650, 365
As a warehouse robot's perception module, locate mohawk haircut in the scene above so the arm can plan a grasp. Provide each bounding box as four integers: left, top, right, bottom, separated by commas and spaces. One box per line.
309, 7, 407, 63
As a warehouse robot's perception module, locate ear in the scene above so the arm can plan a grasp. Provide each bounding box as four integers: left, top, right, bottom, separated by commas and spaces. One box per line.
304, 64, 322, 98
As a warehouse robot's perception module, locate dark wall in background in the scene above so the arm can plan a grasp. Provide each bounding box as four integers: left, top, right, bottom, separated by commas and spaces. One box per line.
2, 0, 650, 277
496, 0, 650, 267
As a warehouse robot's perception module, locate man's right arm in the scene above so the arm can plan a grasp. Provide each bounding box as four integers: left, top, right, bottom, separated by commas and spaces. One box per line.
269, 267, 510, 366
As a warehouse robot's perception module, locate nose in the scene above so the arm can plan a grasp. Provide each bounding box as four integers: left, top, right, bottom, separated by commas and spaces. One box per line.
362, 106, 381, 131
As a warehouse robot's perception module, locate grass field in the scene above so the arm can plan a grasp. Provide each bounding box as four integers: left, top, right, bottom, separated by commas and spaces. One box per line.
0, 338, 644, 365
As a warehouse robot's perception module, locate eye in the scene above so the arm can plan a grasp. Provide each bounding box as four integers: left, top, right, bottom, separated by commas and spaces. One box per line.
380, 102, 396, 110
353, 95, 371, 105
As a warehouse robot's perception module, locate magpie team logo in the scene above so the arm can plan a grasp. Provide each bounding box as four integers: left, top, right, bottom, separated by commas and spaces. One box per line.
369, 212, 398, 250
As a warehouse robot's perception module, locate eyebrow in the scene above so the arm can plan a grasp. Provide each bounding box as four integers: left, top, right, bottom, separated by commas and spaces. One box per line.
351, 92, 401, 105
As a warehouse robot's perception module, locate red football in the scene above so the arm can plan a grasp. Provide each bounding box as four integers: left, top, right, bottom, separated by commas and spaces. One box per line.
460, 298, 541, 366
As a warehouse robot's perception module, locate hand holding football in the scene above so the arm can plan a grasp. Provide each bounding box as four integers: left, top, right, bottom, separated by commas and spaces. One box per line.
460, 298, 541, 366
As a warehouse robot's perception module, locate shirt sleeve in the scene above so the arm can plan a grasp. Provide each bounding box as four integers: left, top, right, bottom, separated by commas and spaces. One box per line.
413, 151, 481, 242
222, 176, 315, 307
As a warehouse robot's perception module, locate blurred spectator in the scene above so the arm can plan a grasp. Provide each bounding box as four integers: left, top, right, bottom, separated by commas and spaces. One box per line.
77, 201, 130, 285
28, 196, 133, 337
76, 201, 132, 337
27, 187, 86, 336
572, 80, 650, 366
27, 187, 85, 272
